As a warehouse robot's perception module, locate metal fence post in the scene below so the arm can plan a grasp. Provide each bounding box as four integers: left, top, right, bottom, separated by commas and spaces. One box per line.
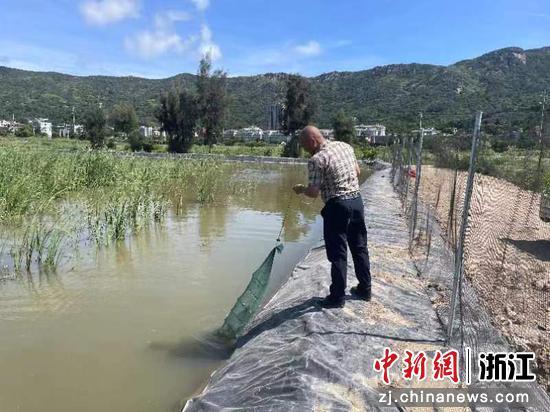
410, 115, 425, 246
398, 136, 407, 189
390, 137, 399, 182
535, 92, 547, 191
403, 136, 413, 206
447, 111, 483, 343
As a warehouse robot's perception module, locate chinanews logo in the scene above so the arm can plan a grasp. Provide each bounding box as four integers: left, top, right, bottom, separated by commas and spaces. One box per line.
373, 347, 538, 408
373, 347, 536, 385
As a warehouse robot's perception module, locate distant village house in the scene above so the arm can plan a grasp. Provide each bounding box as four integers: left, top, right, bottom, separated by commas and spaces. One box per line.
355, 124, 387, 144
0, 118, 23, 133
57, 123, 84, 138
32, 118, 53, 138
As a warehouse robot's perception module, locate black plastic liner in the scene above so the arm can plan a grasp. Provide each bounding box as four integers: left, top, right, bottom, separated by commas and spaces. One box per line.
184, 167, 550, 411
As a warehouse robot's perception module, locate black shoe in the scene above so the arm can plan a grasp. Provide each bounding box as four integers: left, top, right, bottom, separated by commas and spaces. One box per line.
350, 286, 371, 301
318, 295, 345, 309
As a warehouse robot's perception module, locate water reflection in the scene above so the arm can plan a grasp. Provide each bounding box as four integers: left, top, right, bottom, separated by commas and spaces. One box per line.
198, 204, 230, 249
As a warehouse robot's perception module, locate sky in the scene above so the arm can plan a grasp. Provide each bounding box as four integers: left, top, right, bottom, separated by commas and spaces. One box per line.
0, 0, 549, 78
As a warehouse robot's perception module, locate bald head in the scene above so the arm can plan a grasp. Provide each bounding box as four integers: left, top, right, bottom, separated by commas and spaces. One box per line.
299, 126, 326, 155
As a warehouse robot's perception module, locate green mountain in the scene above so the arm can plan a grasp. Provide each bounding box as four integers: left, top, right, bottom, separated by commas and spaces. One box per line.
1, 46, 549, 132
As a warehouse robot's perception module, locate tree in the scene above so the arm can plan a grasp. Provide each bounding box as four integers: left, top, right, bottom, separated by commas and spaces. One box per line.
84, 106, 107, 149
15, 124, 34, 137
516, 134, 537, 149
333, 110, 356, 143
156, 85, 198, 153
110, 103, 138, 136
281, 74, 316, 157
197, 54, 227, 150
128, 130, 153, 152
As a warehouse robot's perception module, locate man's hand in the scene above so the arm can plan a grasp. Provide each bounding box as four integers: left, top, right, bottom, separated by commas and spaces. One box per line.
293, 184, 306, 194
293, 184, 320, 198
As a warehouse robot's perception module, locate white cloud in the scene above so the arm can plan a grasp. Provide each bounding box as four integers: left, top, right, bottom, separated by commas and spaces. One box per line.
125, 9, 196, 59
241, 40, 322, 69
125, 31, 193, 59
124, 9, 220, 62
80, 0, 139, 25
199, 24, 222, 61
230, 39, 378, 75
294, 41, 322, 57
154, 10, 192, 29
191, 0, 210, 11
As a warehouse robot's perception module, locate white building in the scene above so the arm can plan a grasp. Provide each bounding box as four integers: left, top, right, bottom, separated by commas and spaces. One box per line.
32, 118, 52, 138
319, 129, 335, 140
57, 124, 70, 138
223, 129, 238, 141
223, 127, 286, 143
264, 130, 287, 144
139, 126, 153, 138
74, 124, 84, 136
355, 124, 386, 144
412, 128, 440, 137
355, 124, 386, 137
0, 119, 23, 133
422, 127, 440, 137
57, 123, 84, 138
152, 128, 167, 140
239, 126, 264, 142
223, 126, 264, 142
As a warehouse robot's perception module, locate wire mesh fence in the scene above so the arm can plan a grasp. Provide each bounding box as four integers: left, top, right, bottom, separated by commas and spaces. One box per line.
390, 110, 550, 394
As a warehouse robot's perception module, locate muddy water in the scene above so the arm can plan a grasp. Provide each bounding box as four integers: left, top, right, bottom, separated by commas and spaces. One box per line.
0, 164, 337, 412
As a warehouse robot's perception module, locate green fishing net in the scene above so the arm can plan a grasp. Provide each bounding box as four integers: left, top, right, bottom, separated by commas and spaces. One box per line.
217, 243, 284, 340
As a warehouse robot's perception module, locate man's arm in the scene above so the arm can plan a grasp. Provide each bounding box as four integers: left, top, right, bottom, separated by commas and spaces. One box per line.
355, 161, 361, 177
293, 157, 322, 198
293, 184, 320, 198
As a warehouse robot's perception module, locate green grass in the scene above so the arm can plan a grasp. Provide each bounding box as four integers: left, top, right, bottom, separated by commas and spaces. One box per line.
0, 137, 261, 274
393, 139, 550, 192
2, 135, 393, 160
190, 143, 284, 157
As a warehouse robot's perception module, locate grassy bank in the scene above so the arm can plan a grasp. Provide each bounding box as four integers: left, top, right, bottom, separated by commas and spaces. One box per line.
0, 135, 392, 160
394, 139, 550, 192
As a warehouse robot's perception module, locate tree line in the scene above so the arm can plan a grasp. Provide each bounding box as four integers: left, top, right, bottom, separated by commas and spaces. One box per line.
79, 56, 360, 156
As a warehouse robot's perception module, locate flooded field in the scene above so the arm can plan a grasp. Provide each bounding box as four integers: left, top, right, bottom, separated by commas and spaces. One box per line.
0, 156, 370, 412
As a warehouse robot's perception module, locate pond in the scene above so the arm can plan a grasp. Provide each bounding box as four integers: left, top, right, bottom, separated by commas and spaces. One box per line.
0, 162, 369, 412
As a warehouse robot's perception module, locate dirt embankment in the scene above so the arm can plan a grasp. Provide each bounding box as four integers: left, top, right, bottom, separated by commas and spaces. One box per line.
417, 166, 550, 391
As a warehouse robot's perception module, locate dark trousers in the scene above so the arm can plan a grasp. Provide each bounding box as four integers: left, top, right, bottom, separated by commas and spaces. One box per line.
321, 195, 372, 299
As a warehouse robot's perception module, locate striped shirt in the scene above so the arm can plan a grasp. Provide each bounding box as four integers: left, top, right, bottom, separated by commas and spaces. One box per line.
308, 140, 360, 203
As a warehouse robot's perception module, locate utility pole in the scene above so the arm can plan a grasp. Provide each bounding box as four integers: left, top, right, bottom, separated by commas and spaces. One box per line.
71, 106, 76, 136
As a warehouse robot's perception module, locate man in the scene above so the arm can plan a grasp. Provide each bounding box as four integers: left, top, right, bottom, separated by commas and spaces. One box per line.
293, 126, 372, 308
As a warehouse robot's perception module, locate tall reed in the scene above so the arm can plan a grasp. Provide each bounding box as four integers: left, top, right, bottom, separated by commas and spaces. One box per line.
0, 141, 260, 275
